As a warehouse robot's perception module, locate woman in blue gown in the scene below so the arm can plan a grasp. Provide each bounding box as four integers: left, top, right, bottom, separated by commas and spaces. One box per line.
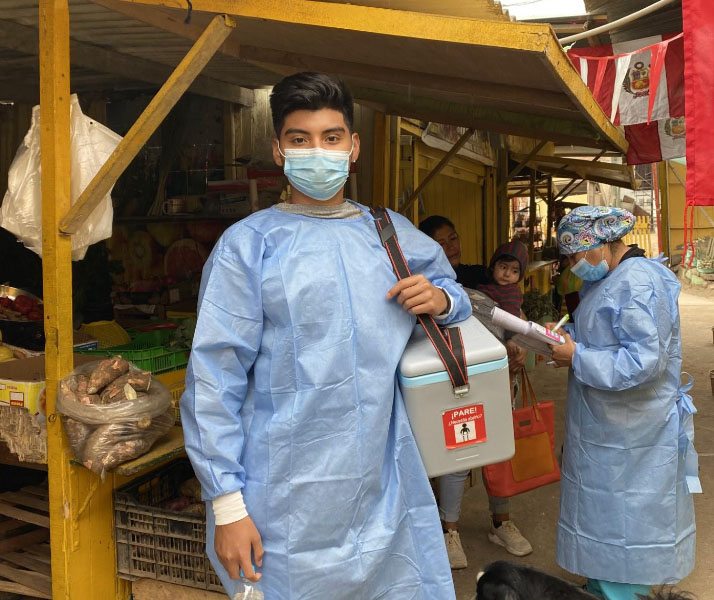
551, 206, 700, 600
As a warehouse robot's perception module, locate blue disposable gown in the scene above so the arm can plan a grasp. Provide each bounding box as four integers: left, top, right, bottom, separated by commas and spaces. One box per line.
556, 256, 699, 585
180, 202, 470, 599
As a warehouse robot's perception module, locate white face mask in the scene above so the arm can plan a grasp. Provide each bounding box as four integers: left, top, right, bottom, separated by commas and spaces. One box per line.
279, 143, 354, 201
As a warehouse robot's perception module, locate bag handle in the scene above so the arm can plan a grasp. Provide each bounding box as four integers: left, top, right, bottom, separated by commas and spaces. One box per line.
520, 368, 541, 421
369, 206, 469, 396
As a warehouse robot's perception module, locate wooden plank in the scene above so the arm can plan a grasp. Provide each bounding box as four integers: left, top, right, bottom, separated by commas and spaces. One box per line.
18, 486, 49, 499
23, 544, 52, 563
59, 13, 236, 235
0, 561, 53, 597
0, 502, 50, 528
0, 19, 252, 106
0, 528, 49, 554
496, 140, 547, 195
114, 426, 185, 477
0, 580, 52, 599
0, 519, 30, 535
1, 551, 53, 576
0, 492, 49, 512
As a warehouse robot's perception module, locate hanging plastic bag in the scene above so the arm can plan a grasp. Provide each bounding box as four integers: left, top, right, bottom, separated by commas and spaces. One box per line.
56, 358, 173, 478
0, 94, 122, 260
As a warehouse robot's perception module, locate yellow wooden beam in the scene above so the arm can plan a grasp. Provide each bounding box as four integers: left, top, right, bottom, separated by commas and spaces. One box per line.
416, 155, 480, 185
411, 140, 419, 226
417, 142, 487, 176
59, 13, 236, 235
118, 0, 627, 151
496, 139, 547, 196
90, 0, 242, 57
401, 128, 474, 215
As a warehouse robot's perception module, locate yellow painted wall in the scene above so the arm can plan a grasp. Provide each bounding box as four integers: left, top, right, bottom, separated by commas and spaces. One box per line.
418, 170, 484, 265
667, 161, 714, 252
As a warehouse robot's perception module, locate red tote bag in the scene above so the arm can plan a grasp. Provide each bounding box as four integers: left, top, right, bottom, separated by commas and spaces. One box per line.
482, 370, 560, 498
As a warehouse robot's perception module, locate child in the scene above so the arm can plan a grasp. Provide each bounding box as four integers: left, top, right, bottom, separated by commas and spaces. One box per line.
475, 241, 529, 365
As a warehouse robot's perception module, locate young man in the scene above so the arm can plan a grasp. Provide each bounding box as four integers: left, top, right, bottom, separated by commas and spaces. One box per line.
181, 72, 471, 599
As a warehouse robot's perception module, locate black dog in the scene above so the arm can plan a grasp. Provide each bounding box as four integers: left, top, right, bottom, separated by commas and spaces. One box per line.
476, 561, 597, 599
475, 561, 696, 600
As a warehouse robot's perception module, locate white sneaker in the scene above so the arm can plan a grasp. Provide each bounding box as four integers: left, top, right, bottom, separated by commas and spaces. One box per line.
444, 529, 468, 569
487, 520, 533, 556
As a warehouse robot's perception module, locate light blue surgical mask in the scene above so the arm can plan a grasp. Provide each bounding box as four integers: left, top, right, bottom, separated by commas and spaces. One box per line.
280, 143, 353, 201
571, 248, 609, 281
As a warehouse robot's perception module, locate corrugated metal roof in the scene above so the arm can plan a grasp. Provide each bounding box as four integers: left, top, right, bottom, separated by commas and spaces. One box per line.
583, 0, 682, 44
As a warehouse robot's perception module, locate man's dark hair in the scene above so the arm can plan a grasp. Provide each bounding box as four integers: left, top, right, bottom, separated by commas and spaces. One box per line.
269, 72, 354, 137
418, 215, 455, 239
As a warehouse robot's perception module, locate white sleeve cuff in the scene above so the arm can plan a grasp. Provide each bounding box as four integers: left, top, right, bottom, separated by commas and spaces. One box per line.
212, 490, 249, 525
434, 287, 454, 321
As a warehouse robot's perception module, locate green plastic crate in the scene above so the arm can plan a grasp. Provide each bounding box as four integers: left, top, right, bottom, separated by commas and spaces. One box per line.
78, 329, 189, 374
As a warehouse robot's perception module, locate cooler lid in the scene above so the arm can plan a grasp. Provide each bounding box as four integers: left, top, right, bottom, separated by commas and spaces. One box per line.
398, 315, 506, 379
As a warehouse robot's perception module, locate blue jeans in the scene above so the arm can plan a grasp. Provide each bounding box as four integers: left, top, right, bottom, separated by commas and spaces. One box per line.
438, 470, 509, 522
586, 579, 651, 600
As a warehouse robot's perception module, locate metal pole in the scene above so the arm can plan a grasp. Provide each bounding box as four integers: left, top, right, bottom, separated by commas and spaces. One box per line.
528, 169, 537, 261
560, 0, 679, 45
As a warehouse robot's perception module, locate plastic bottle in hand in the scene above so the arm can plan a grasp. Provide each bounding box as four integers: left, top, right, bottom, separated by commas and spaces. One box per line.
233, 579, 264, 600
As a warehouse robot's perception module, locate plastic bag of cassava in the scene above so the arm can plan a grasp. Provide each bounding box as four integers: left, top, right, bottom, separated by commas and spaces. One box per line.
56, 357, 173, 478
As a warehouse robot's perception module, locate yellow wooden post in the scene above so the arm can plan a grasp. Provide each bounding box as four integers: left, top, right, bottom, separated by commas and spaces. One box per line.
372, 112, 389, 207
658, 161, 671, 259
484, 166, 498, 258
497, 149, 510, 244
38, 2, 74, 597
389, 116, 401, 212
40, 3, 130, 598
527, 169, 536, 260
411, 139, 419, 226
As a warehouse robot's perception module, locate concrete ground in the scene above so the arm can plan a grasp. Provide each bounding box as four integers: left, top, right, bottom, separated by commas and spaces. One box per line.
452, 289, 714, 600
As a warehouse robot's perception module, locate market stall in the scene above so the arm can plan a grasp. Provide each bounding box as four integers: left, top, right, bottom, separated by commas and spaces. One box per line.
0, 1, 628, 598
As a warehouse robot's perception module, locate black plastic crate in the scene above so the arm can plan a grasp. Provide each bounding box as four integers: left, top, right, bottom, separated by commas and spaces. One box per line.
114, 459, 222, 592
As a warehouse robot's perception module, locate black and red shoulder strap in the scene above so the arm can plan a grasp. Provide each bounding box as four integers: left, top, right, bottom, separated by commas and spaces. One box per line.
369, 206, 469, 396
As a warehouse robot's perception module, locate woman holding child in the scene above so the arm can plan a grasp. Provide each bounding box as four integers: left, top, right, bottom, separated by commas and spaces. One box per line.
419, 216, 531, 569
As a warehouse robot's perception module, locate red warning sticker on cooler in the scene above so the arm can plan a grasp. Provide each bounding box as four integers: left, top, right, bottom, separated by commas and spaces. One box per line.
442, 404, 487, 450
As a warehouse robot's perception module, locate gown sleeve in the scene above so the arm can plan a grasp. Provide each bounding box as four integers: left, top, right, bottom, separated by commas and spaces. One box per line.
387, 210, 471, 324
180, 227, 264, 500
571, 276, 671, 392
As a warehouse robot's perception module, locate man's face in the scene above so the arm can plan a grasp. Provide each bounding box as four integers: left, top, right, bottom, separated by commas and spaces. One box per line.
492, 259, 521, 286
272, 108, 360, 205
432, 225, 461, 267
273, 108, 360, 163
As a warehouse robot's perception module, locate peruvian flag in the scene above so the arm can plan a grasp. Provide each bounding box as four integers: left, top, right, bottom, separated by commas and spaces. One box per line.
568, 34, 684, 165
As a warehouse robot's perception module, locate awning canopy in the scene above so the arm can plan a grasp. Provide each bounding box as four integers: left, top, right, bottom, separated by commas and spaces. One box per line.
0, 0, 626, 153
510, 153, 637, 189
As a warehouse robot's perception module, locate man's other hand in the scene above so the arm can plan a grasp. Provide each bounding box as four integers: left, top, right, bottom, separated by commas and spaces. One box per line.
215, 517, 264, 583
387, 275, 448, 316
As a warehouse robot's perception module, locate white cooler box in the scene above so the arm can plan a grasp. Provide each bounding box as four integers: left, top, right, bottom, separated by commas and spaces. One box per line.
398, 316, 515, 477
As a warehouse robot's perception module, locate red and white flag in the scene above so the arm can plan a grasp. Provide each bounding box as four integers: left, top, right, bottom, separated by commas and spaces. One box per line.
568, 34, 684, 165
